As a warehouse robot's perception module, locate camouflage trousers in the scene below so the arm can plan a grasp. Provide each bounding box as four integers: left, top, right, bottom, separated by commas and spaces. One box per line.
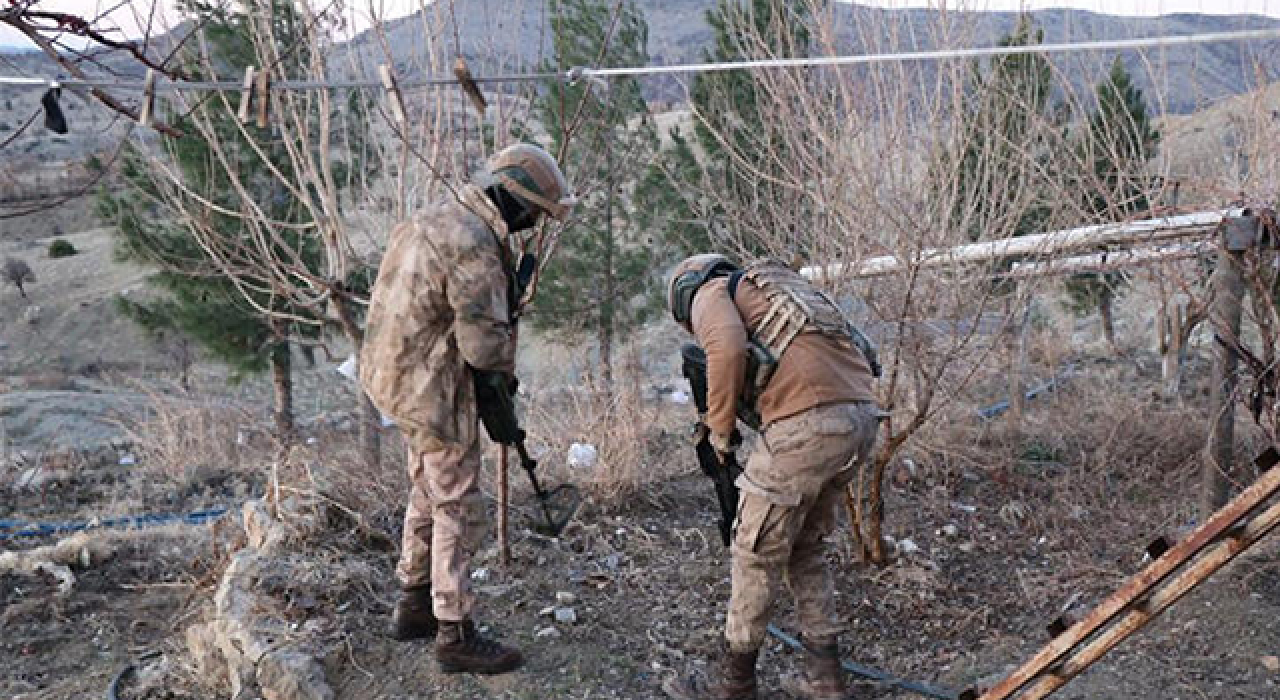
725, 401, 879, 652
396, 434, 489, 622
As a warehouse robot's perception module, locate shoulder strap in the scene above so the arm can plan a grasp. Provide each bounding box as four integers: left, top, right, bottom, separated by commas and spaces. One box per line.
727, 269, 746, 300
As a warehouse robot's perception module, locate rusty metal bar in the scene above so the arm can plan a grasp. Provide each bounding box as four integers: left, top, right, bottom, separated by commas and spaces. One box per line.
976, 459, 1280, 700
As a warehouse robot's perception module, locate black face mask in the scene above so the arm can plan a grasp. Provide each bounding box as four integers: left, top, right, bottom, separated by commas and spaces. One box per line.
486, 185, 541, 232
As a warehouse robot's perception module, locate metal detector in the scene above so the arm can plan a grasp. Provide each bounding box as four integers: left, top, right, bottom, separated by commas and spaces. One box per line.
512, 430, 580, 536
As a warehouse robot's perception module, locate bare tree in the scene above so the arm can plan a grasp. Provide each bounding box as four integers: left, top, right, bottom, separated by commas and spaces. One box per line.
0, 1, 188, 134
654, 1, 1195, 564
3, 257, 35, 299
122, 0, 555, 466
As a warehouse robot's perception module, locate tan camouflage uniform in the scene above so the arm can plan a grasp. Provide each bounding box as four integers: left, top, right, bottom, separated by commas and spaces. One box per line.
690, 274, 879, 652
360, 185, 516, 622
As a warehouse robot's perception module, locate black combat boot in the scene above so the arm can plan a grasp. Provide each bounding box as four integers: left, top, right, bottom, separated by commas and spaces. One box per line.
663, 645, 758, 700
434, 619, 524, 674
796, 636, 847, 700
389, 585, 437, 641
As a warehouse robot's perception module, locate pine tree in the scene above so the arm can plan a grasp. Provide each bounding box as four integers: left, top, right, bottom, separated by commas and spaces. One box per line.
99, 0, 326, 439
633, 125, 710, 256
1065, 57, 1160, 350
684, 0, 811, 255
532, 0, 660, 384
945, 16, 1054, 243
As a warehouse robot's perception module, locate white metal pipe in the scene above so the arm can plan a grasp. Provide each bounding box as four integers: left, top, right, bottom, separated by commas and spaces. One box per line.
1004, 241, 1214, 278
802, 210, 1233, 282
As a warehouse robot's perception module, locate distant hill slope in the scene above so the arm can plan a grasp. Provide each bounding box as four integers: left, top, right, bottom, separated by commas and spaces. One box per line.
338, 2, 1280, 114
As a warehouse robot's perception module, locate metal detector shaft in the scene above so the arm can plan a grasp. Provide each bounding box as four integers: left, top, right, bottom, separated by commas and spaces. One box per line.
513, 437, 559, 529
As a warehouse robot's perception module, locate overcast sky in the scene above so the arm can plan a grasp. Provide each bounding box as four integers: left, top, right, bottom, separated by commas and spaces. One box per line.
3, 0, 1279, 50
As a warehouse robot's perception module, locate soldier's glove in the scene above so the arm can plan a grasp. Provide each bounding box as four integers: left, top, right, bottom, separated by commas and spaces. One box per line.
473, 368, 522, 445
709, 427, 743, 466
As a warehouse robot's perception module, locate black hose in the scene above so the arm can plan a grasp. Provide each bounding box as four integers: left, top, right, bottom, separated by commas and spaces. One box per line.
767, 624, 960, 700
105, 651, 162, 700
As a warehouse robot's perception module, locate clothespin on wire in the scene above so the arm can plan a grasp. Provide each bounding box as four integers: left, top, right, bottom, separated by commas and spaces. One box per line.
564, 66, 608, 93
236, 66, 256, 123
138, 69, 157, 126
378, 64, 408, 128
453, 57, 487, 116
254, 68, 271, 128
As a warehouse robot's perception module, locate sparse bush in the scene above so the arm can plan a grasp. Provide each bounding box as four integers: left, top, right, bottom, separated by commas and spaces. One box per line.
3, 256, 35, 299
524, 369, 684, 504
48, 238, 77, 258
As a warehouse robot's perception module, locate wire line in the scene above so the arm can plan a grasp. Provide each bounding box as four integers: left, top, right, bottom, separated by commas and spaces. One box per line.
0, 27, 1278, 92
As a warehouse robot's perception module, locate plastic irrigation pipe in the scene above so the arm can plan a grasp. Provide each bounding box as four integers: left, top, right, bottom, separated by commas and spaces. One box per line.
0, 507, 229, 540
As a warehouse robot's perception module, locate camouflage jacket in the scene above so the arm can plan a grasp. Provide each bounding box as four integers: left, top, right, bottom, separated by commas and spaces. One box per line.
360, 185, 517, 452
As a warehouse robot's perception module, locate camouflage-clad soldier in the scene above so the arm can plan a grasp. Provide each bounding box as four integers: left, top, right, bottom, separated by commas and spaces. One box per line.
360, 144, 573, 674
663, 254, 881, 700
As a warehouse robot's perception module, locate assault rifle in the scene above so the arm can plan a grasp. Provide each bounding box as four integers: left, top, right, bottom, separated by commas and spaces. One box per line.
679, 344, 750, 548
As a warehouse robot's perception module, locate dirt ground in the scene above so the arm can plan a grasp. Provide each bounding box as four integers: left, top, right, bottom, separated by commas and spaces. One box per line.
4, 352, 1280, 700
4, 207, 1280, 700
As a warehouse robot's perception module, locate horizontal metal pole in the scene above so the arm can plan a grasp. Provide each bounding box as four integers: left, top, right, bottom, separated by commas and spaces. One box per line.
803, 210, 1233, 282
1004, 241, 1214, 279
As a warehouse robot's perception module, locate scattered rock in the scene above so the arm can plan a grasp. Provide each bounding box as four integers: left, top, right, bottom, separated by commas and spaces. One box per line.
668, 389, 691, 404
555, 591, 576, 604
12, 466, 66, 491
118, 453, 136, 466
1262, 655, 1280, 673
187, 500, 333, 700
940, 524, 960, 538
567, 443, 598, 469
243, 500, 288, 553
23, 305, 41, 325
554, 607, 578, 624
34, 561, 75, 595
539, 605, 556, 617
471, 567, 490, 582
258, 650, 334, 700
899, 538, 921, 556
535, 626, 562, 639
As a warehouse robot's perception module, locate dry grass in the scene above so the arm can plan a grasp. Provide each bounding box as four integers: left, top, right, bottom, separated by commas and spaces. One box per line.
116, 388, 255, 484
523, 371, 688, 505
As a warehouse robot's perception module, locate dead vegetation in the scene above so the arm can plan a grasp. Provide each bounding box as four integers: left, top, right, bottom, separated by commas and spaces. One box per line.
6, 2, 1280, 699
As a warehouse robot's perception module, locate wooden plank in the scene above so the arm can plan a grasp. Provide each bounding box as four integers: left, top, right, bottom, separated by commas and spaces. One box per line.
977, 462, 1280, 700
1019, 496, 1280, 698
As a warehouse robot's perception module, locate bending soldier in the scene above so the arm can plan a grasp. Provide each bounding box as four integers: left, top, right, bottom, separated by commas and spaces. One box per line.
664, 254, 881, 700
359, 144, 573, 674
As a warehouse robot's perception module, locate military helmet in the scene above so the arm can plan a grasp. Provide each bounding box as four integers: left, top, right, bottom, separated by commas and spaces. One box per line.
667, 253, 740, 325
489, 143, 576, 221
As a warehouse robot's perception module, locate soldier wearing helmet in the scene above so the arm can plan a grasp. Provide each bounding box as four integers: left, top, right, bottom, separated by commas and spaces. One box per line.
359, 143, 573, 675
664, 254, 881, 700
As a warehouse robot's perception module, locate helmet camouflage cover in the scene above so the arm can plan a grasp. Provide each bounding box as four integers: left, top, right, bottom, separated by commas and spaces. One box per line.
489, 143, 575, 221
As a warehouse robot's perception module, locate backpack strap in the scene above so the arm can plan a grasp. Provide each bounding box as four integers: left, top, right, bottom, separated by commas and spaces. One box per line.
727, 269, 746, 301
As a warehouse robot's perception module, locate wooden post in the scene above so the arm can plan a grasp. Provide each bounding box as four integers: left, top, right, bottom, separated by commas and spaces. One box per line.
499, 445, 510, 566
1202, 244, 1246, 517
1008, 286, 1032, 433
